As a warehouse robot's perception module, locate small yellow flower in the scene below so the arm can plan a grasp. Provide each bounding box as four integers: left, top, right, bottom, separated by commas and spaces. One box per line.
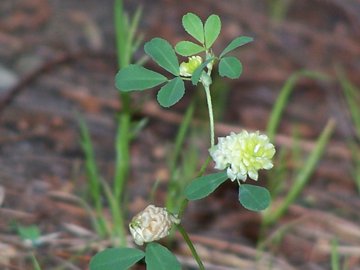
129, 205, 180, 246
209, 131, 275, 181
179, 56, 202, 77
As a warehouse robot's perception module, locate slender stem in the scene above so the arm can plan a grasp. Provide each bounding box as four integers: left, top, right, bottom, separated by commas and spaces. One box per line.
114, 113, 130, 201
198, 156, 212, 177
178, 199, 189, 220
101, 177, 126, 246
204, 84, 215, 147
177, 224, 205, 270
114, 0, 132, 246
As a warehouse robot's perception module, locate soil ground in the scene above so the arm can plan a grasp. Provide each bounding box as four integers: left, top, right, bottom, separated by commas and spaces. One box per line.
1, 0, 360, 269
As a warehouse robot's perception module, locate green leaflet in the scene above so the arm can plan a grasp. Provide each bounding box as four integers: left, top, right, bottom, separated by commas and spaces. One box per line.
218, 57, 243, 79
220, 36, 253, 58
204, 14, 221, 49
144, 38, 180, 76
145, 243, 181, 270
115, 65, 168, 91
238, 184, 271, 211
185, 171, 228, 200
182, 13, 204, 44
89, 248, 145, 270
175, 41, 205, 56
157, 77, 185, 107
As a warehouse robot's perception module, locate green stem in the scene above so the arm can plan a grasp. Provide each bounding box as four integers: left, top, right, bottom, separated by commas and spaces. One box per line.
101, 177, 126, 246
114, 113, 130, 201
204, 84, 215, 147
198, 156, 212, 177
113, 0, 133, 246
178, 199, 189, 220
177, 224, 205, 270
114, 0, 126, 67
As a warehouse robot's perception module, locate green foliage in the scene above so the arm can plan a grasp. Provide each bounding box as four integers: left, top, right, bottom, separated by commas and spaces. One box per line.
167, 145, 199, 212
337, 69, 360, 140
115, 65, 168, 91
207, 74, 230, 121
264, 119, 335, 225
92, 11, 262, 270
185, 170, 271, 212
78, 116, 108, 237
115, 12, 252, 108
337, 69, 360, 194
191, 57, 214, 85
145, 243, 181, 270
112, 0, 143, 248
169, 102, 196, 174
175, 41, 205, 56
261, 70, 331, 226
78, 117, 101, 204
185, 171, 228, 200
238, 184, 271, 211
204, 15, 221, 48
218, 56, 243, 79
31, 254, 42, 270
176, 224, 205, 269
144, 38, 180, 76
349, 141, 360, 194
266, 146, 288, 198
114, 0, 142, 67
219, 36, 253, 58
182, 13, 205, 43
17, 225, 41, 246
89, 248, 145, 270
79, 0, 143, 249
266, 70, 329, 141
331, 239, 340, 270
157, 77, 185, 107
166, 102, 197, 212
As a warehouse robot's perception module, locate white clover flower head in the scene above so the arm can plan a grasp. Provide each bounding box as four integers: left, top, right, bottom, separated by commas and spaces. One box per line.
179, 56, 202, 77
209, 131, 275, 182
129, 205, 180, 246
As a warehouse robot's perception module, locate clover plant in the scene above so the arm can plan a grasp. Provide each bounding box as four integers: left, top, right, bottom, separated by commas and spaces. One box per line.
90, 12, 275, 270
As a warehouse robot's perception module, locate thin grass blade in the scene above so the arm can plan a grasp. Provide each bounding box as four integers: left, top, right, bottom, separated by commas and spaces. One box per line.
266, 70, 329, 141
264, 119, 335, 225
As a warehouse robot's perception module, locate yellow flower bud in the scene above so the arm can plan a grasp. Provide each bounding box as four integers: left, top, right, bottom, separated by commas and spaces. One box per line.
179, 56, 202, 77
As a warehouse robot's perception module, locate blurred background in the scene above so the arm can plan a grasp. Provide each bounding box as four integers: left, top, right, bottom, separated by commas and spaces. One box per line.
0, 0, 360, 269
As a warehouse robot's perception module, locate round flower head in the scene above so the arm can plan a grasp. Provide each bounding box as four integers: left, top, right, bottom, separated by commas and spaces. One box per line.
179, 56, 202, 77
209, 131, 275, 181
129, 205, 180, 246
